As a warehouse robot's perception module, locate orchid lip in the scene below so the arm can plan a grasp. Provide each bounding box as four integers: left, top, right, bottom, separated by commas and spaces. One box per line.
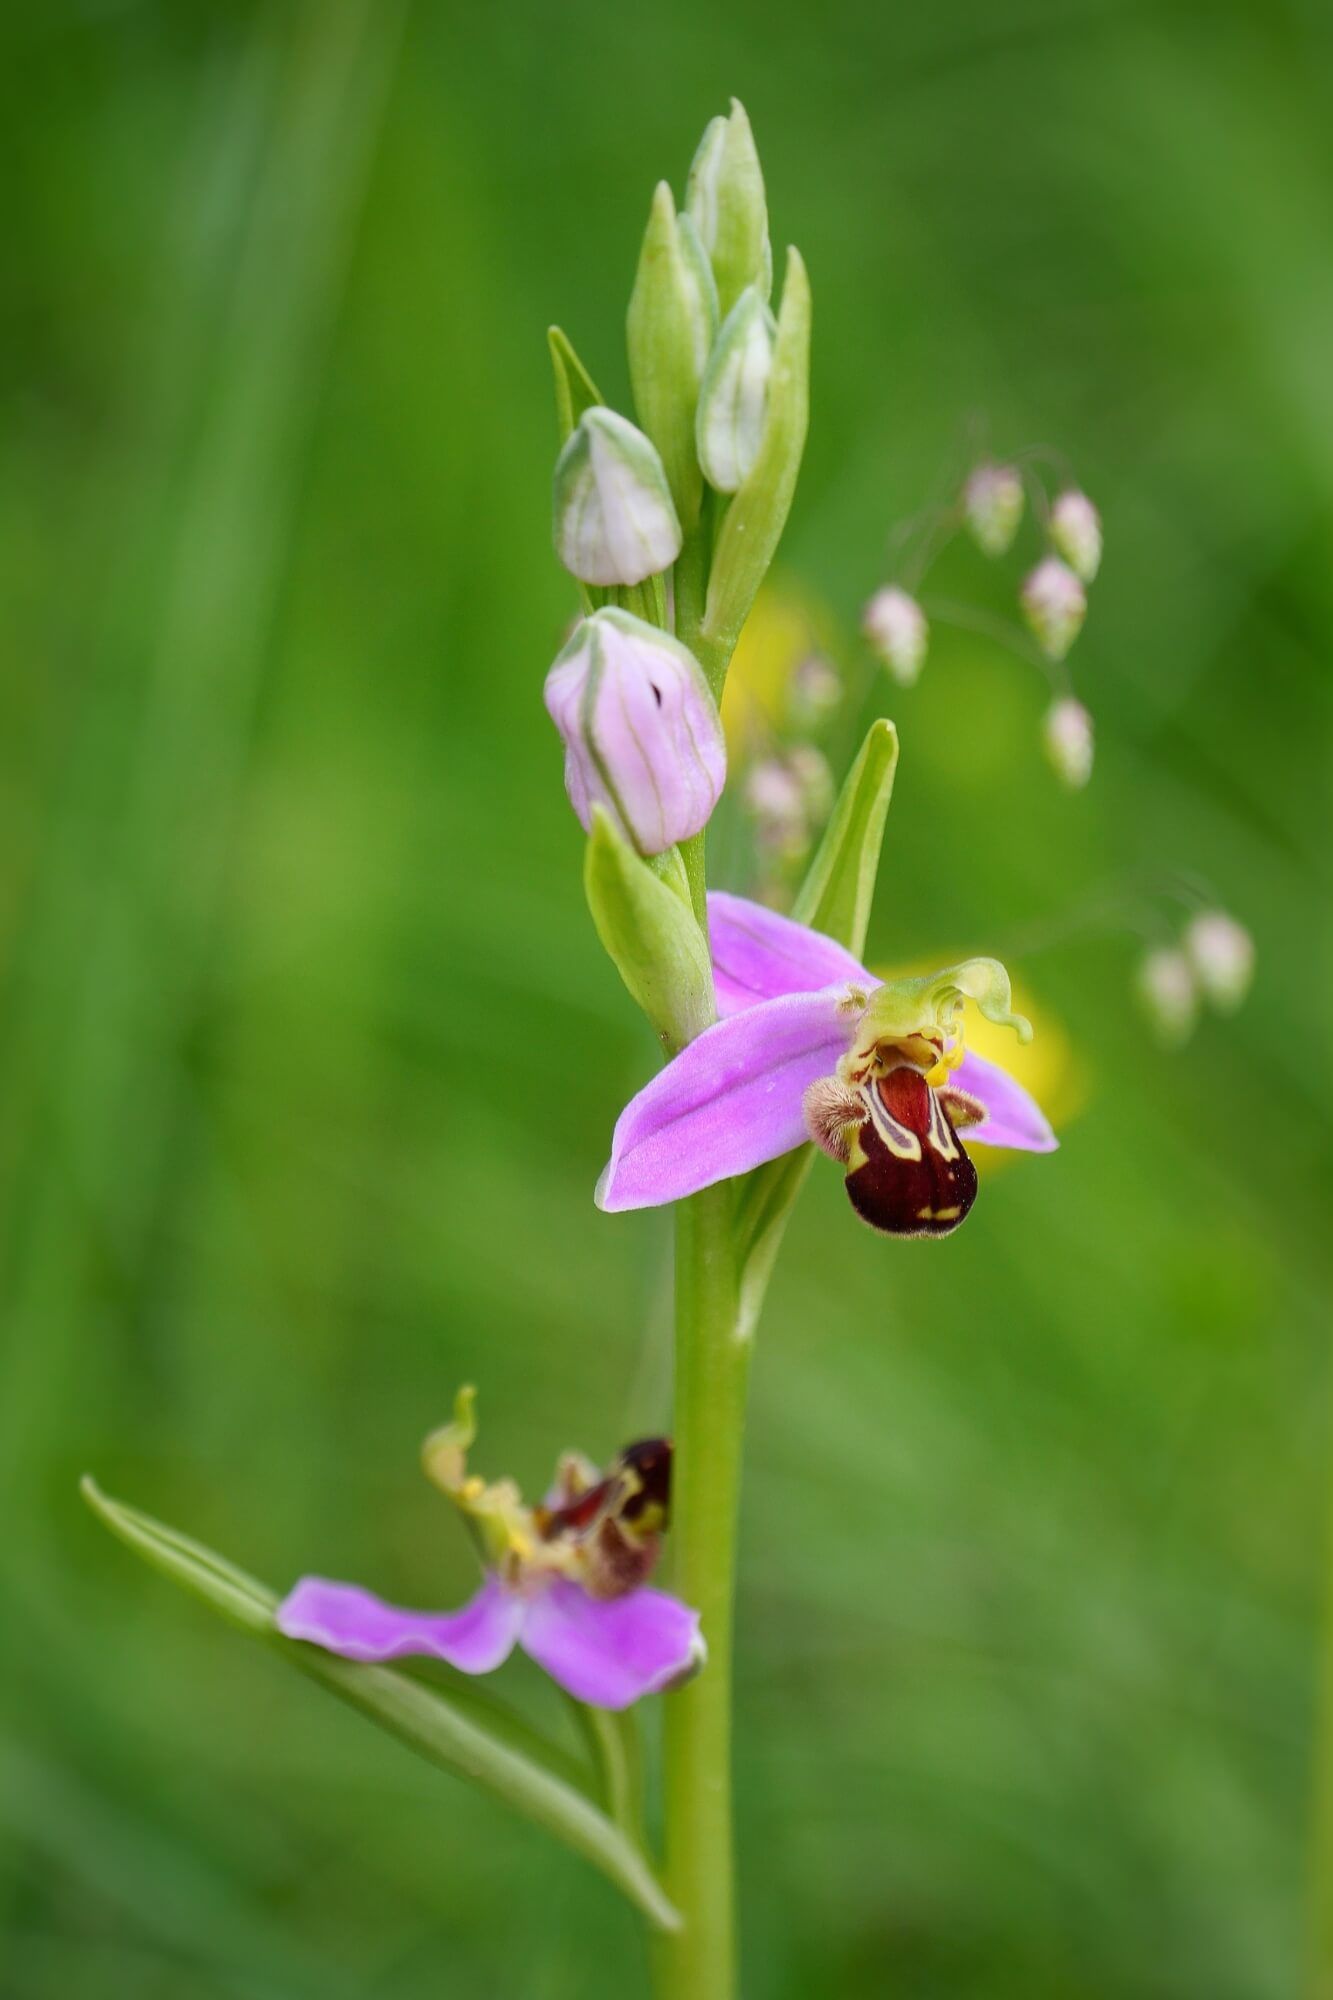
595, 894, 1056, 1215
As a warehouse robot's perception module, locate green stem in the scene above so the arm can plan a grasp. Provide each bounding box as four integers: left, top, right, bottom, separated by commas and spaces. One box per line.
656, 1183, 747, 2000
1307, 1408, 1333, 1997
672, 526, 713, 934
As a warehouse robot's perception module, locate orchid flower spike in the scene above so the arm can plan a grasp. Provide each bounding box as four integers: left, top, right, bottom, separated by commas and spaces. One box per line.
276, 1390, 704, 1711
597, 895, 1056, 1238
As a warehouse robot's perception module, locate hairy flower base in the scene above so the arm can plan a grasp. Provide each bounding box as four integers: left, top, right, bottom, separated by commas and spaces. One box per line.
596, 894, 1056, 1235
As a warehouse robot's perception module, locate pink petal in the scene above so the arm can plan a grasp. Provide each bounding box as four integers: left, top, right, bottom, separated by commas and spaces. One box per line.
276, 1573, 523, 1672
596, 986, 858, 1211
953, 1051, 1058, 1153
520, 1580, 703, 1710
708, 891, 872, 1017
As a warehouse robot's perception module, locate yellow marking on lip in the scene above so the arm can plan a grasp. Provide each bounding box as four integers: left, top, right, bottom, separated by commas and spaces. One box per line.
918, 1205, 962, 1221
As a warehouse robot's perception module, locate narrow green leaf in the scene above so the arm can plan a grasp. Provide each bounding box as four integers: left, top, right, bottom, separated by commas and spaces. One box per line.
697, 247, 810, 691
548, 326, 604, 445
584, 808, 716, 1052
81, 1478, 680, 1932
791, 717, 899, 956
735, 719, 899, 1319
568, 1699, 646, 1847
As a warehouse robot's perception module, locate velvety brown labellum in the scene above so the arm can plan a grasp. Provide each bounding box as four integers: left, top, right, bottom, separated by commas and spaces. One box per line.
536, 1439, 672, 1541
844, 1067, 978, 1238
616, 1437, 672, 1528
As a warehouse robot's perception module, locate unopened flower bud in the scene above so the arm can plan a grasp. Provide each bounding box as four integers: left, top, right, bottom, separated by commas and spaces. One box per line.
696, 287, 776, 493
963, 462, 1025, 557
1042, 697, 1094, 788
553, 407, 682, 587
686, 99, 771, 319
1050, 488, 1103, 582
1184, 909, 1254, 1012
788, 651, 841, 729
544, 609, 725, 855
1136, 947, 1198, 1048
861, 587, 928, 686
1021, 556, 1086, 659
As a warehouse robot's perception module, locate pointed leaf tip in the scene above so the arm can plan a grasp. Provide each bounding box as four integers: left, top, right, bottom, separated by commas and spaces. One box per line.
792, 718, 898, 957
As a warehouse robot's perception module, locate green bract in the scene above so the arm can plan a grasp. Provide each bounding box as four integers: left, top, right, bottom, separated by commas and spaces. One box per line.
628, 183, 718, 534
548, 325, 604, 446
584, 809, 717, 1052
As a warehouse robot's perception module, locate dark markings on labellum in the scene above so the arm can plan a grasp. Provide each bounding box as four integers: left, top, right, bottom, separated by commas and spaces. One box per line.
845, 1066, 978, 1238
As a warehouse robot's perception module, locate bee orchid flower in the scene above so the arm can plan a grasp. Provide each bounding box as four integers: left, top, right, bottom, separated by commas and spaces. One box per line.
277, 1391, 703, 1711
596, 893, 1056, 1237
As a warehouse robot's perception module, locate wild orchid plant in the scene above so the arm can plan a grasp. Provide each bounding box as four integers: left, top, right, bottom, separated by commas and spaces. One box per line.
87, 101, 1108, 1998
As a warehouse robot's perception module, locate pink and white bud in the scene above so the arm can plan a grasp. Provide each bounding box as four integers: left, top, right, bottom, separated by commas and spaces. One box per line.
1042, 697, 1094, 789
1050, 489, 1103, 583
1184, 909, 1254, 1012
1021, 556, 1086, 660
544, 609, 725, 856
1136, 947, 1198, 1048
963, 462, 1025, 557
861, 587, 928, 686
552, 407, 682, 587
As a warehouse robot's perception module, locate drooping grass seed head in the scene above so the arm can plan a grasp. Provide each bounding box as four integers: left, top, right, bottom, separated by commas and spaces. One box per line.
1050, 488, 1103, 582
862, 586, 928, 686
1042, 696, 1095, 788
1184, 909, 1254, 1011
1136, 946, 1199, 1047
964, 461, 1025, 556
1021, 555, 1087, 660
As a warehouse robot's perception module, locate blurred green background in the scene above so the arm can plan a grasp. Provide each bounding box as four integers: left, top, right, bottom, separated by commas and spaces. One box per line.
3, 2, 1330, 1994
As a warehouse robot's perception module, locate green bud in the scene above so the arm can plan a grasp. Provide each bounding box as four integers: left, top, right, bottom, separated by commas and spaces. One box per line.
696, 286, 776, 494
686, 99, 771, 319
584, 808, 716, 1050
627, 182, 718, 533
553, 407, 683, 587
698, 247, 811, 677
